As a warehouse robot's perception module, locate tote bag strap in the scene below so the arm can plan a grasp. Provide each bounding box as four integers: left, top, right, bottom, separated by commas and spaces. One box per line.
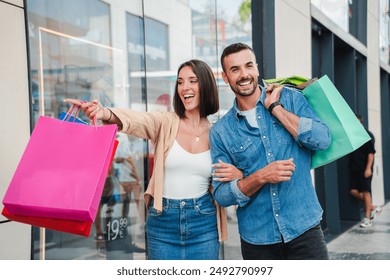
61, 101, 97, 127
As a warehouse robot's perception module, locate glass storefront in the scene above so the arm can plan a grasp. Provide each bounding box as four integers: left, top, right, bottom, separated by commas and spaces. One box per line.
311, 0, 350, 32
26, 0, 251, 260
379, 0, 390, 64
311, 0, 367, 45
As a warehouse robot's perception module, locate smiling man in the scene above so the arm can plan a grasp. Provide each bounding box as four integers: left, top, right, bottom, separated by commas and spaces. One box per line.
210, 42, 331, 260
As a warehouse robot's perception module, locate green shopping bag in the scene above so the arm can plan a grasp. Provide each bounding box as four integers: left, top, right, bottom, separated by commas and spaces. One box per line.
263, 75, 310, 86
263, 75, 318, 90
302, 75, 371, 169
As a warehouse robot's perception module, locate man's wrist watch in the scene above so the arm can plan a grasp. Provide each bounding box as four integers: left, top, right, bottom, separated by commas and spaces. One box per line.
268, 100, 283, 114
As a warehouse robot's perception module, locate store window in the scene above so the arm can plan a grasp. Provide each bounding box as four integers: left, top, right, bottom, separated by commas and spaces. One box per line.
311, 0, 367, 45
28, 0, 147, 260
379, 0, 390, 64
27, 0, 251, 260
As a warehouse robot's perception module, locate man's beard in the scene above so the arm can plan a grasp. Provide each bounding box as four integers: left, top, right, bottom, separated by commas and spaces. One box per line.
230, 77, 258, 97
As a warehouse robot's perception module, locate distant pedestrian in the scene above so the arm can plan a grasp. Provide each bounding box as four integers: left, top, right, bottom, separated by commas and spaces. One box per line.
349, 114, 381, 228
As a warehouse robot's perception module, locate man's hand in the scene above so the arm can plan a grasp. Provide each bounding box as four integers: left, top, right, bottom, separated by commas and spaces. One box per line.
237, 158, 295, 197
264, 84, 284, 109
258, 158, 296, 184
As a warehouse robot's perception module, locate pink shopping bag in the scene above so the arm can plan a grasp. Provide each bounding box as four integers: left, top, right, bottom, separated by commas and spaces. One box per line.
1, 139, 119, 236
2, 206, 93, 237
2, 115, 118, 222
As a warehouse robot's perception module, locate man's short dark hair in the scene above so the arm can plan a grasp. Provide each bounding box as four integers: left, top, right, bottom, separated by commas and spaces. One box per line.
220, 43, 254, 72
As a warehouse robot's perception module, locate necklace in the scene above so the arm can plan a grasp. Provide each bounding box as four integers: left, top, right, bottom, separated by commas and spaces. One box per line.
182, 119, 210, 141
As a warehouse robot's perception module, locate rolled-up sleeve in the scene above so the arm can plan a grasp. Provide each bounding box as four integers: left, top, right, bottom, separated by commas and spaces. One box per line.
286, 88, 331, 151
213, 179, 250, 207
296, 117, 331, 151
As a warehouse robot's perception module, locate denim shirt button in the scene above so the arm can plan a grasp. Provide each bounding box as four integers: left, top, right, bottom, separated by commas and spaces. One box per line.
275, 214, 279, 217
272, 193, 276, 196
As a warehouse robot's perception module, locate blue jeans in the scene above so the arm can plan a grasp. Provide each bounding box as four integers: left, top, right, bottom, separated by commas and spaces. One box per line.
241, 224, 329, 260
146, 192, 219, 260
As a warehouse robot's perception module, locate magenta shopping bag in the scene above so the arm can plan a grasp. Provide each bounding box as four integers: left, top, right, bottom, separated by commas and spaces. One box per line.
2, 115, 118, 222
2, 206, 93, 237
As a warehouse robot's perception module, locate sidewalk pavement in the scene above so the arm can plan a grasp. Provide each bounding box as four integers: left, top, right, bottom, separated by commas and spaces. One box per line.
326, 200, 390, 260
224, 201, 390, 260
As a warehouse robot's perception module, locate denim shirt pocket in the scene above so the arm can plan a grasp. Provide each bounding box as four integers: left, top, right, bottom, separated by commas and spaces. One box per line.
271, 119, 293, 144
229, 138, 254, 169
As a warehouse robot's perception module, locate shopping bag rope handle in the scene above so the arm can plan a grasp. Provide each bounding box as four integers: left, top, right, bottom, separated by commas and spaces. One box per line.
78, 100, 98, 127
62, 104, 80, 122
62, 100, 97, 127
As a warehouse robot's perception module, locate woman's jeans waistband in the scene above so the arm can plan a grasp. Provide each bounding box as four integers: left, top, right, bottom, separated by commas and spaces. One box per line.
160, 192, 211, 208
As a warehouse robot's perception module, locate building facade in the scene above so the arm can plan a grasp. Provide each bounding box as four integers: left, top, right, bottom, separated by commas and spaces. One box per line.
0, 0, 388, 260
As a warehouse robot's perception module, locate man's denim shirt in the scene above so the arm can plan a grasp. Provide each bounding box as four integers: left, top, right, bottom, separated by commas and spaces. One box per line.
210, 86, 331, 245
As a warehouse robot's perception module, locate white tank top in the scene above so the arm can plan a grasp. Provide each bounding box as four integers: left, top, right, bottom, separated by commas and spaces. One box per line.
163, 140, 211, 199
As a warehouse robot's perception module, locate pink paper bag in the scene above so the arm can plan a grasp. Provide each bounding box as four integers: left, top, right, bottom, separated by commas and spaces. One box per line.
2, 116, 118, 222
2, 206, 93, 237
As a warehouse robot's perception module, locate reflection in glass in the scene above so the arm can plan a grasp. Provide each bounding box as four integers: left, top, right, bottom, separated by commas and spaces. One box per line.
94, 133, 146, 259
311, 0, 367, 44
379, 0, 390, 64
312, 0, 350, 32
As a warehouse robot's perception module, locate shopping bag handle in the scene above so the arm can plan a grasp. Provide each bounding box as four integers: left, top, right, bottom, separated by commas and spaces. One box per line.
62, 101, 97, 127
78, 100, 98, 127
62, 104, 81, 121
